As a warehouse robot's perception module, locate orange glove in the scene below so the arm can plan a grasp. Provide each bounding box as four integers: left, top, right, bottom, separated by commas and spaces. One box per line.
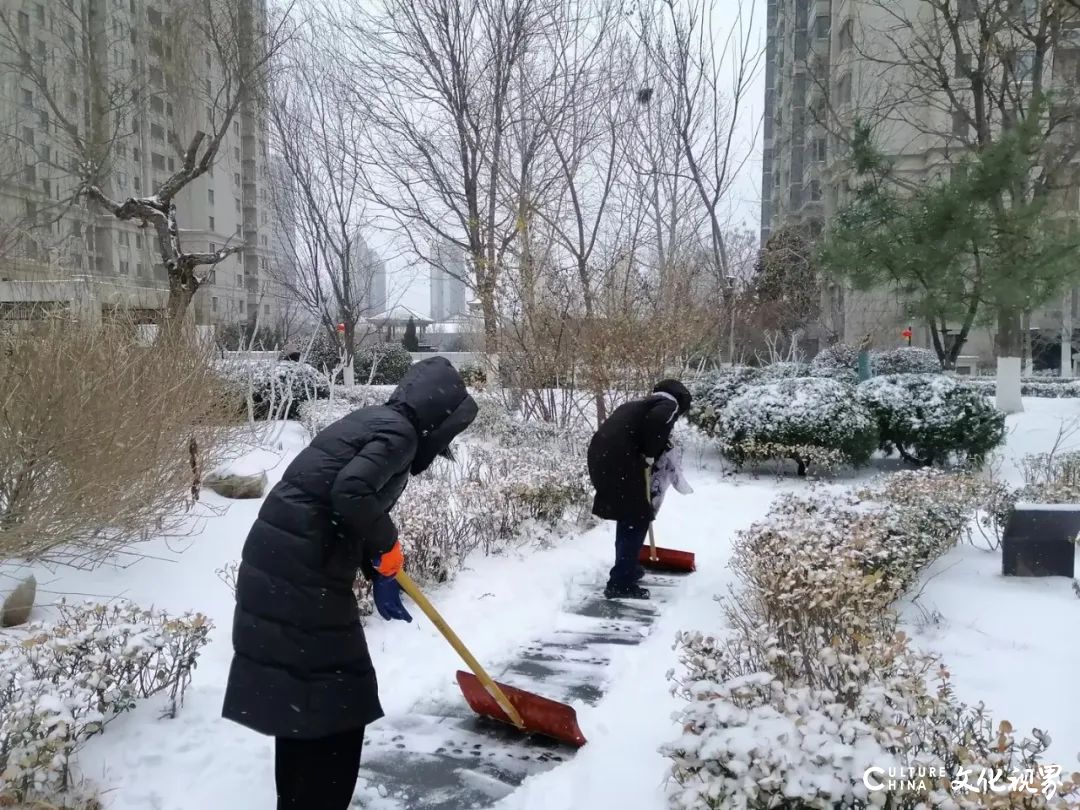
374, 540, 404, 577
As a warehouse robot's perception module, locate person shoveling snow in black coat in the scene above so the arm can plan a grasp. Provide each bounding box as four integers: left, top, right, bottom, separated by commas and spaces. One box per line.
221, 356, 478, 810
587, 379, 692, 599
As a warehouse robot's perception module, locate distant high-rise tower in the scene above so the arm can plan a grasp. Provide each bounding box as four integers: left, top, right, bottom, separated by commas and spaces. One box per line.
353, 236, 387, 316
429, 240, 467, 322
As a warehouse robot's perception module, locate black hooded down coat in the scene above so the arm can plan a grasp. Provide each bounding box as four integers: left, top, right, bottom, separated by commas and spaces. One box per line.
222, 357, 478, 740
587, 380, 691, 523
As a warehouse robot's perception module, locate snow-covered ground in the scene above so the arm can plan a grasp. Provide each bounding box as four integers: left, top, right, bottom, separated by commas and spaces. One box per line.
4, 398, 1079, 808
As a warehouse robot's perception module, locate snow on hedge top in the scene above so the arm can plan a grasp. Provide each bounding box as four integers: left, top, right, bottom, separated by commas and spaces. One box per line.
871, 346, 940, 375
858, 373, 977, 434
720, 376, 876, 449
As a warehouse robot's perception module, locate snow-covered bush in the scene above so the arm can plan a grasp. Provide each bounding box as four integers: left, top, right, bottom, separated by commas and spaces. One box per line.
872, 346, 942, 375
665, 630, 1076, 810
1015, 450, 1080, 507
0, 601, 211, 805
809, 342, 859, 384
303, 330, 344, 377
356, 343, 414, 385
858, 374, 1006, 467
297, 386, 392, 437
663, 472, 1079, 809
756, 360, 810, 380
718, 377, 878, 474
965, 377, 1080, 398
686, 366, 763, 437
219, 359, 329, 420
458, 362, 488, 388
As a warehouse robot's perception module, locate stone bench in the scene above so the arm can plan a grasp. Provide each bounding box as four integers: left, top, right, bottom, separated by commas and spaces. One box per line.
1002, 503, 1080, 578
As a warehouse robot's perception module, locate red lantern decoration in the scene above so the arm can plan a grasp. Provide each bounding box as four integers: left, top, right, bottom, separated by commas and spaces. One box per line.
901, 327, 913, 346
336, 323, 346, 333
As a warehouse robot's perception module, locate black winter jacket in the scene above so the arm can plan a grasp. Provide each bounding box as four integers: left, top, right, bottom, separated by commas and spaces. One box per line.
222, 357, 477, 739
587, 381, 691, 523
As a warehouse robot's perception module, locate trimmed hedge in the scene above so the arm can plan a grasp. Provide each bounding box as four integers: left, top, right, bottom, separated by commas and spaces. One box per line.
718, 376, 878, 475
858, 374, 1005, 467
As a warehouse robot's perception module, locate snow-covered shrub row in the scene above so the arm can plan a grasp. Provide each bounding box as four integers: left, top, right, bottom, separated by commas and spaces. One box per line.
304, 335, 414, 385
218, 359, 329, 420
718, 377, 878, 475
870, 346, 942, 375
965, 378, 1080, 398
664, 470, 1079, 808
686, 366, 764, 438
809, 342, 860, 384
0, 601, 211, 805
858, 374, 1006, 467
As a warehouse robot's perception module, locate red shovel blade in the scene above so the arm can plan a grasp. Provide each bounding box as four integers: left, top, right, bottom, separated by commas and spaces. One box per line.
639, 545, 696, 572
455, 671, 587, 748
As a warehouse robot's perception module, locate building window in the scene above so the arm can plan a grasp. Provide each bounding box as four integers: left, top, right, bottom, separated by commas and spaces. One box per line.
234, 172, 240, 186
209, 241, 217, 254
209, 215, 216, 231
235, 198, 241, 213
152, 153, 166, 170
809, 180, 822, 201
264, 304, 270, 316
35, 4, 45, 24
239, 300, 245, 314
150, 96, 165, 115
955, 52, 971, 78
135, 234, 143, 249
814, 137, 827, 161
35, 39, 46, 59
134, 175, 142, 192
120, 260, 130, 275
836, 74, 852, 105
208, 189, 215, 205
236, 273, 243, 287
151, 123, 165, 142
958, 0, 977, 21
839, 18, 854, 52
23, 165, 36, 185
167, 157, 175, 172
952, 109, 969, 135
17, 11, 30, 36
21, 89, 33, 109
815, 14, 830, 39
205, 79, 212, 95
236, 223, 242, 236
233, 146, 240, 161
212, 296, 218, 312
234, 121, 240, 137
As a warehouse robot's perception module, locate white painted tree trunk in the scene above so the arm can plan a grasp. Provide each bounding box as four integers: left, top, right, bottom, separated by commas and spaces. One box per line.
343, 359, 355, 388
996, 356, 1024, 414
1062, 289, 1074, 379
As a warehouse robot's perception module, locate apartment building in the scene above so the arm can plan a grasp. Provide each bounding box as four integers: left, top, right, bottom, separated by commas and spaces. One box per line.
762, 0, 1080, 369
429, 239, 467, 323
0, 0, 285, 329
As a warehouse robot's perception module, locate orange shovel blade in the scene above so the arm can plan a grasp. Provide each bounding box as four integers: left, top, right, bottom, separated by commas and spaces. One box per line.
455, 671, 587, 748
638, 545, 696, 572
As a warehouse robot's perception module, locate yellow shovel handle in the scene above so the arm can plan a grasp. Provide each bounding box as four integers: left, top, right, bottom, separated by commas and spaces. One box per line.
394, 570, 526, 730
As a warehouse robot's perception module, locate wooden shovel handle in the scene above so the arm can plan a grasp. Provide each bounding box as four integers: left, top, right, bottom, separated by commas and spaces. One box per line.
645, 468, 659, 562
394, 570, 527, 730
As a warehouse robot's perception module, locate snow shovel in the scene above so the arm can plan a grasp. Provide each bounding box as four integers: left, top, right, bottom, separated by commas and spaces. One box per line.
395, 570, 588, 748
638, 469, 696, 573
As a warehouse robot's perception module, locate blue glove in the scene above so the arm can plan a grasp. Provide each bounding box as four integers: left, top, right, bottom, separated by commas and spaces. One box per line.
372, 574, 412, 623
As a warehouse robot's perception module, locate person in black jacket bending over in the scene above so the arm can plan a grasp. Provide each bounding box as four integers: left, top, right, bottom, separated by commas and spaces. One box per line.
587, 379, 691, 599
222, 356, 478, 810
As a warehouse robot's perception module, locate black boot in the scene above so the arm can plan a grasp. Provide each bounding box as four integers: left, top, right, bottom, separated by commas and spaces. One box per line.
604, 582, 650, 600
633, 565, 646, 582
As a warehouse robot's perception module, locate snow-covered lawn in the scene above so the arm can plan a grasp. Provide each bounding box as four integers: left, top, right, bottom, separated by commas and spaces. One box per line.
4, 397, 1078, 808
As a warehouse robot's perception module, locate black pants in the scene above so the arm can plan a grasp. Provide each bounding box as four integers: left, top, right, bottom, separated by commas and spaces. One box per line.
275, 727, 365, 810
607, 520, 648, 588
